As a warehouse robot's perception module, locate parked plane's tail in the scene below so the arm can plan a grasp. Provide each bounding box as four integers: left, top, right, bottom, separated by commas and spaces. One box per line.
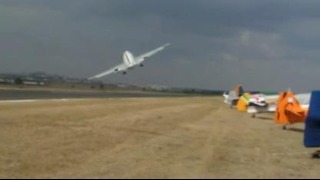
233, 84, 244, 97
223, 84, 245, 107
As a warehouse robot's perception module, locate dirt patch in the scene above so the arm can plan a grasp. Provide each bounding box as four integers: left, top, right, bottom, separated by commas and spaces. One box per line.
0, 97, 317, 178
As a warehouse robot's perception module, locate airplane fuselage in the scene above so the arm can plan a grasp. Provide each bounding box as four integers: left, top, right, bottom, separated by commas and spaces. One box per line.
123, 51, 136, 67
121, 51, 143, 74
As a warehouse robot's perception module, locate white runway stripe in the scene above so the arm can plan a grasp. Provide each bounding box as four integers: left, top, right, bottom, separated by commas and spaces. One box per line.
0, 99, 72, 103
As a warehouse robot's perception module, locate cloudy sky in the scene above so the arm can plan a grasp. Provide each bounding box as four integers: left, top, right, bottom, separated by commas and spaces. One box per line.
1, 0, 320, 92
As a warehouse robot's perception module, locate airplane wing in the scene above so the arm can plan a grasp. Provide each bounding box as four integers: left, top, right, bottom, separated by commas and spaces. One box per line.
264, 94, 279, 103
295, 93, 311, 106
88, 63, 128, 80
135, 43, 170, 64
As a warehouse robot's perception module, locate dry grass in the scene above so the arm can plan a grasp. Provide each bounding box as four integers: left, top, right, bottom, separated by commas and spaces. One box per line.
0, 97, 318, 178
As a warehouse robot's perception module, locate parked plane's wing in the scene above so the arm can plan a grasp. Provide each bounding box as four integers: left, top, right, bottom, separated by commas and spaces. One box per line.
135, 43, 170, 64
295, 93, 311, 106
264, 94, 279, 103
88, 63, 128, 80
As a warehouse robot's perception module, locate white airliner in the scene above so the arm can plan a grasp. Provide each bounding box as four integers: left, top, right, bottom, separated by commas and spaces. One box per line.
88, 43, 170, 80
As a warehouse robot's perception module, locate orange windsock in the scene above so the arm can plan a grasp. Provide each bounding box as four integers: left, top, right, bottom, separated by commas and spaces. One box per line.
275, 92, 287, 124
274, 91, 307, 124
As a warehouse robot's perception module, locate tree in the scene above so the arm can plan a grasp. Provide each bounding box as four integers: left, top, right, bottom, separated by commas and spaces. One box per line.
15, 77, 23, 85
99, 84, 104, 89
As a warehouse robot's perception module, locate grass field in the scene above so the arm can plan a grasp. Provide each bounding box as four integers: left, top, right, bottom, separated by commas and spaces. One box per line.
0, 97, 318, 178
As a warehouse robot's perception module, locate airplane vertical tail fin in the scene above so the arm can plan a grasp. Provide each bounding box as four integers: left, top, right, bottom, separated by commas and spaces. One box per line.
224, 84, 244, 104
223, 84, 244, 106
233, 84, 244, 97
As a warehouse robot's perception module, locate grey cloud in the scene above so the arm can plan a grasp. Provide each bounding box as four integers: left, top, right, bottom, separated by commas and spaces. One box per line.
1, 0, 320, 92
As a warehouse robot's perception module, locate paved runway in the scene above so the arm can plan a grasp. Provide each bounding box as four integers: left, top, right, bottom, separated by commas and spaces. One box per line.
0, 89, 187, 101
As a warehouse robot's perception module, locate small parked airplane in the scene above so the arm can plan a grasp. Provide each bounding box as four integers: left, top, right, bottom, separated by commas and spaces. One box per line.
222, 85, 272, 111
246, 93, 279, 117
88, 43, 170, 80
247, 91, 310, 118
